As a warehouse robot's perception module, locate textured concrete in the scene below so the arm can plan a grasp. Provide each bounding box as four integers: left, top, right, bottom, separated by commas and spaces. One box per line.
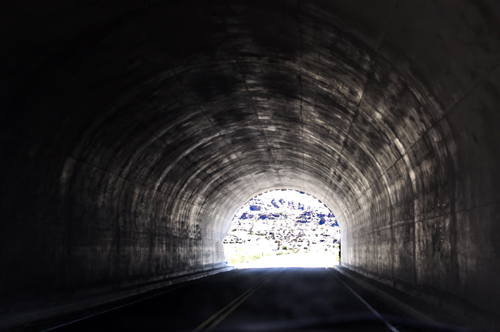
1, 0, 499, 328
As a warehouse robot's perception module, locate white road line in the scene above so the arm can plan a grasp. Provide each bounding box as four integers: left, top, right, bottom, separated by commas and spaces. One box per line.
194, 269, 283, 331
39, 283, 194, 332
326, 268, 400, 332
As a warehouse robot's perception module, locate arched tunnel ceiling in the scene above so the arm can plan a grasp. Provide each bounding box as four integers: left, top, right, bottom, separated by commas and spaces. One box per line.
1, 0, 500, 323
5, 0, 491, 233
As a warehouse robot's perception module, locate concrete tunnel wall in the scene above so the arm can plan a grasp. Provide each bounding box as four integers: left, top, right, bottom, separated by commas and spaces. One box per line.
1, 0, 500, 326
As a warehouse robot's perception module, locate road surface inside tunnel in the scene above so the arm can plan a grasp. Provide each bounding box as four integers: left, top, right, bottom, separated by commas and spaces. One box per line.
34, 269, 437, 332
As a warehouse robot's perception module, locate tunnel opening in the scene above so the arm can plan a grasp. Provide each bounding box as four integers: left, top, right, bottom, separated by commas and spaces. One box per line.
223, 189, 341, 268
0, 1, 499, 329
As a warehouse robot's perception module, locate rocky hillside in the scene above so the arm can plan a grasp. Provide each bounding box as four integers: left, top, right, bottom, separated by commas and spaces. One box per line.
223, 191, 340, 253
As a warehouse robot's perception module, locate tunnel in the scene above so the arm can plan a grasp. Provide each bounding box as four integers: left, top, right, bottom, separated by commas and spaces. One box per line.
1, 0, 500, 330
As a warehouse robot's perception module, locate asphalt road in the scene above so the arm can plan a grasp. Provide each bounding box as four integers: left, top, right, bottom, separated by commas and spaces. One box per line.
32, 268, 435, 332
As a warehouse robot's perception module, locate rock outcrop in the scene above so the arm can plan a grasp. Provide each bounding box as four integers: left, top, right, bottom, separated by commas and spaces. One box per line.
223, 192, 340, 252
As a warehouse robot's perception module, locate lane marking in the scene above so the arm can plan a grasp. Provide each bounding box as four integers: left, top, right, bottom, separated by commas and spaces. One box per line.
39, 282, 198, 332
192, 281, 263, 332
333, 266, 437, 325
325, 268, 400, 332
205, 280, 265, 331
193, 270, 281, 331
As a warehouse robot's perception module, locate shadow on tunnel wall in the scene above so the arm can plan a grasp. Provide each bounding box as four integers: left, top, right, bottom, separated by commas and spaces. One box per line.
0, 0, 500, 329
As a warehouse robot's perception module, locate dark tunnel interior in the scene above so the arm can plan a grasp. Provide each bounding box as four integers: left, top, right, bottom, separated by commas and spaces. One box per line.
1, 0, 500, 329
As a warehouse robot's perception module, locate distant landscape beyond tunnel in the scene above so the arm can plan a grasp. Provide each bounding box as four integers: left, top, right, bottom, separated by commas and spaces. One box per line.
1, 0, 500, 329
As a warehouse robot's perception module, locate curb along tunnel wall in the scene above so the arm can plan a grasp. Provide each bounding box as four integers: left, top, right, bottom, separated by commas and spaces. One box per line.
1, 0, 499, 328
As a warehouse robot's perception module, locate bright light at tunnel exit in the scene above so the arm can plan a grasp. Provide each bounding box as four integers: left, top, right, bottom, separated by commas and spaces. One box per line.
223, 190, 341, 268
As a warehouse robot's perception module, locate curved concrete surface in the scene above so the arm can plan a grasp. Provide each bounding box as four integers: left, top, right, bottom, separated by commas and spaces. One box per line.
1, 0, 499, 328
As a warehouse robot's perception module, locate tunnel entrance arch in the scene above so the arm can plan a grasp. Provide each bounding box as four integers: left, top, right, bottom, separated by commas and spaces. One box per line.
223, 189, 341, 268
